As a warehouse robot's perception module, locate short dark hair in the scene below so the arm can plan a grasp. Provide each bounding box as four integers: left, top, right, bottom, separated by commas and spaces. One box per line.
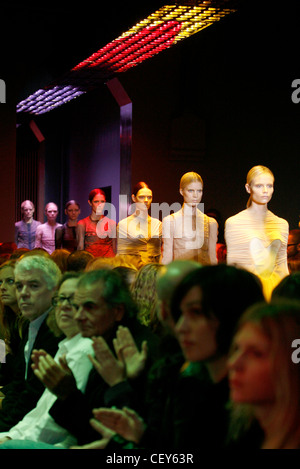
78, 268, 137, 318
171, 264, 264, 355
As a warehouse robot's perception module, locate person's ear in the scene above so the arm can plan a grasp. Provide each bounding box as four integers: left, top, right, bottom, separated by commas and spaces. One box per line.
179, 188, 184, 197
245, 183, 251, 194
131, 194, 136, 203
88, 200, 92, 207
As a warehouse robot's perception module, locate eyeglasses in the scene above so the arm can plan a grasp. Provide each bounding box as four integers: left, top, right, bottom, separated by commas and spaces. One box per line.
288, 243, 297, 247
52, 296, 76, 307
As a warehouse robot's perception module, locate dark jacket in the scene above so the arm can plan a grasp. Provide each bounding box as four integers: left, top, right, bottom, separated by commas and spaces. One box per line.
0, 314, 62, 432
49, 317, 160, 446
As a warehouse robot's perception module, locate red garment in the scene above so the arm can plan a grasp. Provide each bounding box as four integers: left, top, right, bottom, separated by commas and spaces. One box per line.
78, 216, 116, 258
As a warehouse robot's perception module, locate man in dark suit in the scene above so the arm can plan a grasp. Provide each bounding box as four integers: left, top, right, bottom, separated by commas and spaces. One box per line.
35, 268, 160, 447
0, 255, 62, 431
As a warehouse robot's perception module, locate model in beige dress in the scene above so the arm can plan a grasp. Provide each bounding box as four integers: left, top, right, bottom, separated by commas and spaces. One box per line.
161, 172, 218, 265
117, 182, 162, 269
225, 165, 289, 300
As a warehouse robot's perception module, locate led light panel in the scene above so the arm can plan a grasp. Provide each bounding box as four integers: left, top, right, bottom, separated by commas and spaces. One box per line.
17, 1, 237, 116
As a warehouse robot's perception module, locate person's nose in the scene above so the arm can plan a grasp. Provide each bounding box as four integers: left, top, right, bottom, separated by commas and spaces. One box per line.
175, 314, 189, 335
74, 305, 85, 321
18, 284, 30, 298
228, 350, 244, 371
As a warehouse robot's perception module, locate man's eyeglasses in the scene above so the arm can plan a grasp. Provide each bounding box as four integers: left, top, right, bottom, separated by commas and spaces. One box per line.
52, 296, 77, 307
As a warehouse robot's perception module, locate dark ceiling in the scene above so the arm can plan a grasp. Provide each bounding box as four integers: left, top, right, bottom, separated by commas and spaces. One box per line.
3, 0, 300, 105
2, 1, 166, 100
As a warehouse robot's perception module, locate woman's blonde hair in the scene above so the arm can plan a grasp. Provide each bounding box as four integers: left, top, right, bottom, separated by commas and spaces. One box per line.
227, 299, 300, 448
179, 172, 203, 191
246, 165, 274, 208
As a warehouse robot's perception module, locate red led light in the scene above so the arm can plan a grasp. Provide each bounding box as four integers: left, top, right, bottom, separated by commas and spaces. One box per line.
73, 20, 181, 73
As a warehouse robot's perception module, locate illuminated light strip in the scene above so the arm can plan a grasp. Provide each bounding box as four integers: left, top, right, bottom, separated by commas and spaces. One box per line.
73, 3, 236, 71
17, 1, 237, 115
16, 86, 86, 115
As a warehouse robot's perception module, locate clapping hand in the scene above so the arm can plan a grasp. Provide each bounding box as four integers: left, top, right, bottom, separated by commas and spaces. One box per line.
31, 349, 77, 400
89, 326, 148, 386
92, 406, 146, 444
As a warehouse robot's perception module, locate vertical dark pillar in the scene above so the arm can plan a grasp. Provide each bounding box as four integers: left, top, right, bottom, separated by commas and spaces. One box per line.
106, 78, 132, 218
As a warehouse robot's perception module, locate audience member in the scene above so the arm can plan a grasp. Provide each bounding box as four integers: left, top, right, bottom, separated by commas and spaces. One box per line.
117, 182, 161, 269
225, 165, 289, 300
77, 189, 116, 258
51, 249, 70, 273
0, 255, 62, 432
0, 260, 26, 384
80, 264, 264, 450
130, 263, 164, 332
287, 229, 300, 273
0, 272, 94, 448
35, 203, 62, 255
55, 200, 80, 252
66, 250, 93, 272
161, 172, 218, 266
227, 299, 300, 449
113, 266, 137, 290
271, 271, 300, 301
15, 200, 41, 250
23, 269, 160, 447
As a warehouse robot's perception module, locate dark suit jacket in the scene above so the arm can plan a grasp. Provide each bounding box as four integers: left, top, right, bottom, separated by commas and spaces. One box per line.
49, 317, 160, 446
0, 313, 62, 432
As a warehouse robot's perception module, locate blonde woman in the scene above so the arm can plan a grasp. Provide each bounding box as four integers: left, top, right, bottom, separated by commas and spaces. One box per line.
225, 165, 289, 300
228, 300, 300, 449
161, 172, 218, 265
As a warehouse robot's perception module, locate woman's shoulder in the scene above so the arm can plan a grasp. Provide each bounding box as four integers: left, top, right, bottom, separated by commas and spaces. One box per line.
267, 210, 289, 226
225, 209, 248, 225
162, 208, 182, 223
117, 215, 133, 226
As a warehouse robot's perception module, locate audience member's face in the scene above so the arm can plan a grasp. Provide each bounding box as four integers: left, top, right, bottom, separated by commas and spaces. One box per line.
228, 323, 275, 405
0, 266, 17, 309
88, 194, 106, 216
54, 277, 80, 338
176, 285, 219, 362
15, 268, 54, 321
65, 204, 80, 222
246, 174, 274, 206
22, 202, 34, 221
74, 282, 123, 338
180, 181, 203, 207
46, 203, 58, 222
132, 188, 153, 211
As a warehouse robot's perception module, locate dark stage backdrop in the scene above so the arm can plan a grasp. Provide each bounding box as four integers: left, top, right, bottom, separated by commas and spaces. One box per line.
3, 0, 299, 245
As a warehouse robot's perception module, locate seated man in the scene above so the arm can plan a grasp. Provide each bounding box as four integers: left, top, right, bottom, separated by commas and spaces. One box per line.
35, 269, 160, 447
0, 272, 94, 448
0, 255, 62, 432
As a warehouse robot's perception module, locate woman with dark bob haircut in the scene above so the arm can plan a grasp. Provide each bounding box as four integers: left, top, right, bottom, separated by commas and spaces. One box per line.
84, 264, 264, 450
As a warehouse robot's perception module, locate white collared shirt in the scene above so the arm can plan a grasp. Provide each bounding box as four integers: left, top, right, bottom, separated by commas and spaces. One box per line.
0, 333, 94, 447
